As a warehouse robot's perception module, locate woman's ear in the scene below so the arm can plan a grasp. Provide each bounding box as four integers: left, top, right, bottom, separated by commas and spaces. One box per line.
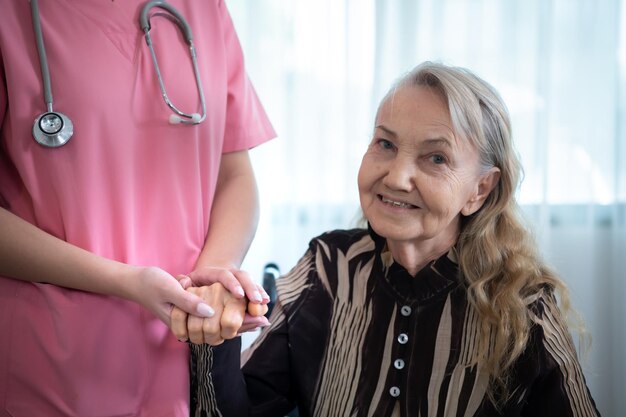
461, 167, 501, 216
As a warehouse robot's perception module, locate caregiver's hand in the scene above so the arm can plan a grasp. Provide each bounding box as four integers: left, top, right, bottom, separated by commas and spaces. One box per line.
171, 282, 270, 345
126, 266, 217, 326
182, 265, 270, 305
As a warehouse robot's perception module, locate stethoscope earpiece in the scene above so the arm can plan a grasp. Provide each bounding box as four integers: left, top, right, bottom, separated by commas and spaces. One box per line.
33, 111, 74, 148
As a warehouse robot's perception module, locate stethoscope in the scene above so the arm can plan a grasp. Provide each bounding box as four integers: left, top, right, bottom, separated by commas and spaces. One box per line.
29, 0, 207, 148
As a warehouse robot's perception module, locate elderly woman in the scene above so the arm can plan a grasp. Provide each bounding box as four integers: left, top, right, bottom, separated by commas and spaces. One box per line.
173, 61, 600, 417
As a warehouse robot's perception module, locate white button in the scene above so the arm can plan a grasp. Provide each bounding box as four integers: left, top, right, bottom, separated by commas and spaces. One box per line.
394, 359, 405, 369
400, 305, 412, 316
397, 333, 408, 344
389, 386, 401, 397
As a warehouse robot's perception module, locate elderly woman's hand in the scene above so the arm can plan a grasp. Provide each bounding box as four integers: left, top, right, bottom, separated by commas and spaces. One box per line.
170, 282, 269, 345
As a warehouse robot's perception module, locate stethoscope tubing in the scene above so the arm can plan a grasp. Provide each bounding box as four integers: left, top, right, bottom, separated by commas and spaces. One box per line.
28, 0, 207, 148
140, 0, 207, 124
30, 0, 74, 147
139, 0, 192, 40
30, 0, 54, 112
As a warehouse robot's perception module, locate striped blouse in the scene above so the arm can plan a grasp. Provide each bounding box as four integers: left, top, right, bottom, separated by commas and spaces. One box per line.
197, 228, 600, 417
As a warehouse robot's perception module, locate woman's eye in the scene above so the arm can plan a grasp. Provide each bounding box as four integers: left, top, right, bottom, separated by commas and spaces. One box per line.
430, 154, 446, 164
377, 139, 394, 150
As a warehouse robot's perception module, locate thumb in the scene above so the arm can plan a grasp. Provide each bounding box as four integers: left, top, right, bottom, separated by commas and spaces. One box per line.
170, 287, 215, 318
176, 274, 193, 289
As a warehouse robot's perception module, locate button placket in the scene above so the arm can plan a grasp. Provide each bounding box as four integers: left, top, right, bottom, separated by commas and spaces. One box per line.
388, 303, 413, 399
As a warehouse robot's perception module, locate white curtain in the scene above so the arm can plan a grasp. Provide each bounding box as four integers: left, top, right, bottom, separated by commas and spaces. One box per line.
229, 1, 625, 415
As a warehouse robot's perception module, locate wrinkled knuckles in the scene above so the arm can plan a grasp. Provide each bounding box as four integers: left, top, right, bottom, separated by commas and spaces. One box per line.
221, 328, 238, 340
202, 319, 221, 336
188, 333, 204, 344
170, 308, 187, 322
187, 316, 204, 330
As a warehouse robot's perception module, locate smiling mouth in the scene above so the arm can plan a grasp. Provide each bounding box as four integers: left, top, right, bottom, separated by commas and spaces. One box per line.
379, 195, 418, 209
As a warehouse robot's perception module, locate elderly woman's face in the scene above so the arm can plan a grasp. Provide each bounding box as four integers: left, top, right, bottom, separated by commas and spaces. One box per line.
358, 85, 492, 250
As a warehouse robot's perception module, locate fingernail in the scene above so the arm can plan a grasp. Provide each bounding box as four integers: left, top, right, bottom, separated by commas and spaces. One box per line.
251, 290, 262, 303
235, 286, 245, 297
178, 337, 188, 343
197, 303, 214, 318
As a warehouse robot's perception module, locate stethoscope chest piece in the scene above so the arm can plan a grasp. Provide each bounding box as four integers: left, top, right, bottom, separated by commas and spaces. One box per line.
33, 111, 73, 147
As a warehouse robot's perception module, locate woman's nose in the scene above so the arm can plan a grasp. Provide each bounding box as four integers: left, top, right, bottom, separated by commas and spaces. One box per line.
382, 157, 416, 192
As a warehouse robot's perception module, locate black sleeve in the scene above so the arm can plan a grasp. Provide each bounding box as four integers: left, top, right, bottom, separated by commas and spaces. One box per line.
241, 300, 298, 417
520, 293, 601, 417
240, 245, 321, 417
522, 361, 600, 417
190, 338, 249, 417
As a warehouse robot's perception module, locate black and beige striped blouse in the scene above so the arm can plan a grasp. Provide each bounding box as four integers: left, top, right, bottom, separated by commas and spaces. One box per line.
202, 228, 600, 417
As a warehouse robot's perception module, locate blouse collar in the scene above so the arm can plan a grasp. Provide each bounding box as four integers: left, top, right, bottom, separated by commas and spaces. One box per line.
367, 224, 461, 303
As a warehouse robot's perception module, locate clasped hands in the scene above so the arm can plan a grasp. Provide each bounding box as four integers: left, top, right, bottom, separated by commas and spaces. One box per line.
171, 266, 270, 345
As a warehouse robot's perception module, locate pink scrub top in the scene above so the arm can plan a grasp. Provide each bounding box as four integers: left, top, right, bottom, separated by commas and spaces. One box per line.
0, 1, 275, 416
